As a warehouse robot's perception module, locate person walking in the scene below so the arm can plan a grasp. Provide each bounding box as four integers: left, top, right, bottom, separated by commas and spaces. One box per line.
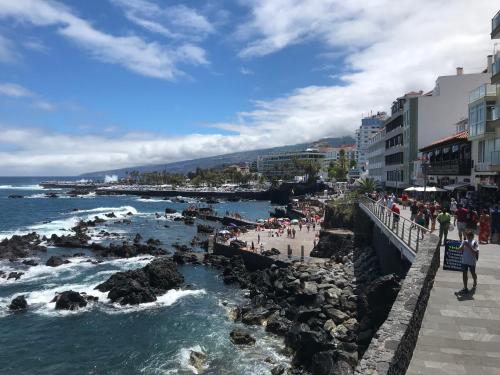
391, 203, 400, 230
450, 198, 458, 225
455, 204, 468, 241
437, 208, 451, 246
458, 230, 479, 293
410, 201, 418, 223
491, 205, 500, 243
257, 233, 260, 244
415, 209, 426, 239
478, 209, 491, 244
401, 192, 408, 210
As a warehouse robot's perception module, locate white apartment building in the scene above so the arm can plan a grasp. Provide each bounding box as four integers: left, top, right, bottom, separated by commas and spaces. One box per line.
367, 129, 386, 184
467, 13, 500, 198
403, 67, 491, 186
355, 112, 386, 170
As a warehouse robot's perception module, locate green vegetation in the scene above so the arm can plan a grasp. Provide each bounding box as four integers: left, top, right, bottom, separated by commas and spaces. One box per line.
125, 166, 264, 187
355, 178, 379, 195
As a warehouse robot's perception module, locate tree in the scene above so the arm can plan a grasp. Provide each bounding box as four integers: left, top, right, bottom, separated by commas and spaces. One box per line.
349, 158, 357, 169
356, 178, 379, 195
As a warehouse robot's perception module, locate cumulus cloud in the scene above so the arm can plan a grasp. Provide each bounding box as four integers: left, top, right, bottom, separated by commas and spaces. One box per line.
0, 34, 16, 62
0, 0, 498, 176
0, 0, 209, 80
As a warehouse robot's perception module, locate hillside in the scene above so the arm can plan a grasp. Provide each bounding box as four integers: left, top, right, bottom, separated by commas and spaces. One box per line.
80, 136, 355, 177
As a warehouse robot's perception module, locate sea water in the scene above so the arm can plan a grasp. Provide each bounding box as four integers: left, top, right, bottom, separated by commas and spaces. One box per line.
0, 177, 287, 374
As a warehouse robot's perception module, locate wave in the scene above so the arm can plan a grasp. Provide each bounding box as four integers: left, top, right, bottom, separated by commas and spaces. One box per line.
136, 198, 168, 203
0, 184, 45, 190
178, 345, 208, 374
76, 206, 138, 215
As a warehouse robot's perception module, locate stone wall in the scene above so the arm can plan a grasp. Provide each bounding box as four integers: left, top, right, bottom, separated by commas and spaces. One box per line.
212, 242, 287, 271
354, 219, 440, 375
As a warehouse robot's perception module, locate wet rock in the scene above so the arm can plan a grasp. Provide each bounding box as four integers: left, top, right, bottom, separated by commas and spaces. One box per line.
164, 208, 177, 214
51, 290, 95, 310
266, 314, 292, 336
46, 256, 70, 267
197, 224, 214, 234
311, 351, 354, 375
241, 307, 272, 325
262, 248, 281, 256
0, 232, 46, 260
95, 258, 183, 305
189, 350, 207, 373
8, 194, 24, 199
229, 329, 255, 345
285, 323, 334, 364
104, 212, 116, 218
9, 295, 28, 311
7, 271, 24, 280
323, 307, 348, 324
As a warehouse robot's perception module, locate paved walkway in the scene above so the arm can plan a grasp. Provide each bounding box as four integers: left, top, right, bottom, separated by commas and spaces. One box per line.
396, 207, 500, 375
236, 225, 320, 260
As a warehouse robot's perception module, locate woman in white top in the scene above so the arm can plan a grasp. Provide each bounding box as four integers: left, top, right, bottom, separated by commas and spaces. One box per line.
458, 229, 478, 293
450, 198, 458, 225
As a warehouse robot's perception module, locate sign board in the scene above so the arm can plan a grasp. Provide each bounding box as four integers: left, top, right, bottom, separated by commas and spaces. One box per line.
443, 240, 463, 271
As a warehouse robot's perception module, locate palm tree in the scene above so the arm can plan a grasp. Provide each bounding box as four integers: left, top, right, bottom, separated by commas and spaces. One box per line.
356, 178, 379, 195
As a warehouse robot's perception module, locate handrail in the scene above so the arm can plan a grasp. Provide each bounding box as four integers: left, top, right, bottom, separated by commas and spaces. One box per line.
358, 196, 427, 256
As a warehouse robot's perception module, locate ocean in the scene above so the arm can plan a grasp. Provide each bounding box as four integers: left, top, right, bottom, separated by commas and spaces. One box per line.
0, 177, 287, 374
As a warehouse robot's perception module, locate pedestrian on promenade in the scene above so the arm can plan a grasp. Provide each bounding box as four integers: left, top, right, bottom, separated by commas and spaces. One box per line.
466, 208, 479, 233
292, 228, 296, 239
257, 234, 260, 244
455, 204, 468, 241
437, 208, 451, 246
491, 206, 500, 243
401, 192, 408, 210
312, 222, 316, 231
391, 203, 400, 230
259, 243, 264, 254
410, 201, 418, 223
299, 222, 302, 231
450, 198, 458, 225
307, 224, 310, 232
251, 241, 255, 252
458, 230, 479, 293
416, 209, 426, 239
478, 209, 491, 244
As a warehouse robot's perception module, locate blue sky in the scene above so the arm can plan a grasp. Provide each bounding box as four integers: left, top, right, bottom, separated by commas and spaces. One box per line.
0, 0, 497, 175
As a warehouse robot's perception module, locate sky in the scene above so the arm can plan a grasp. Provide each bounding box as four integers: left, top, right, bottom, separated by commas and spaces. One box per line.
0, 0, 498, 176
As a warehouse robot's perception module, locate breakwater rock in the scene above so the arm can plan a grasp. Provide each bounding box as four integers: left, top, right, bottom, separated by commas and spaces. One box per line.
0, 232, 46, 260
95, 258, 184, 305
199, 240, 400, 374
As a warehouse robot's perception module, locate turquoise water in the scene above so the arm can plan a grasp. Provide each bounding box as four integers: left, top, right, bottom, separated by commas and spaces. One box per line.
0, 178, 286, 374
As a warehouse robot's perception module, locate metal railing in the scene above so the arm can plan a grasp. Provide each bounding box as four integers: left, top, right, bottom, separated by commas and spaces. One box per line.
359, 196, 428, 257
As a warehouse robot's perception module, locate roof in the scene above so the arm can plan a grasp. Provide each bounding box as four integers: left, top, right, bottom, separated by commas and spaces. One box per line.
419, 131, 469, 152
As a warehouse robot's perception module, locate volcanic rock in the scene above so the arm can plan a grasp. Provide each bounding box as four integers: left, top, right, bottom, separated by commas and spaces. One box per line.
229, 329, 256, 345
9, 295, 28, 311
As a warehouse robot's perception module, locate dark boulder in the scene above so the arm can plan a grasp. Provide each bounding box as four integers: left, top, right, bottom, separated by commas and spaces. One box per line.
51, 291, 96, 310
22, 259, 38, 266
7, 272, 24, 280
229, 328, 256, 345
46, 256, 70, 267
241, 307, 272, 325
9, 295, 28, 311
266, 314, 292, 336
285, 323, 334, 364
311, 351, 353, 375
164, 208, 177, 214
8, 194, 24, 199
95, 258, 183, 305
197, 224, 214, 234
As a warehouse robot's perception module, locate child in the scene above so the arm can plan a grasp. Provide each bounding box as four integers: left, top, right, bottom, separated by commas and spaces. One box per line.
458, 229, 479, 293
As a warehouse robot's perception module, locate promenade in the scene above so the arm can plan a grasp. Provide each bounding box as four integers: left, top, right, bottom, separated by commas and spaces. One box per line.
237, 225, 320, 260
395, 207, 500, 375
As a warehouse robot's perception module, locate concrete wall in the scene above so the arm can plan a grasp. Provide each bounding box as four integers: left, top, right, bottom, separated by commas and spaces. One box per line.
354, 207, 440, 375
354, 208, 410, 278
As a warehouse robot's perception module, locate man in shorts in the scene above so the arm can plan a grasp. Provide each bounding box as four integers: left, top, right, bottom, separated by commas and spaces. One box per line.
455, 204, 468, 241
458, 230, 478, 293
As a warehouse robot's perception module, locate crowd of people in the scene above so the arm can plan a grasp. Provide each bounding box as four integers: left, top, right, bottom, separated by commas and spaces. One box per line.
371, 192, 500, 245
370, 191, 498, 294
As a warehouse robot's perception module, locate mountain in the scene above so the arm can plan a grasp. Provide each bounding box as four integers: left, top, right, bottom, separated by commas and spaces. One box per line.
79, 136, 355, 178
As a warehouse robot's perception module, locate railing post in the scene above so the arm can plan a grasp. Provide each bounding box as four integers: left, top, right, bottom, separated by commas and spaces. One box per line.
416, 228, 420, 253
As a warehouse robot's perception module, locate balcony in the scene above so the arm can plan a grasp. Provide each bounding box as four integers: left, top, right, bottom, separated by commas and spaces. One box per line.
468, 84, 497, 104
492, 49, 500, 84
427, 159, 472, 176
492, 10, 500, 39
475, 152, 500, 173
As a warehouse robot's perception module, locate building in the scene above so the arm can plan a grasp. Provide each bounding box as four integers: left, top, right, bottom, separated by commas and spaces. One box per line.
321, 144, 356, 168
419, 131, 472, 189
367, 128, 386, 184
467, 12, 500, 200
355, 112, 386, 170
257, 149, 324, 180
402, 67, 491, 187
384, 93, 423, 189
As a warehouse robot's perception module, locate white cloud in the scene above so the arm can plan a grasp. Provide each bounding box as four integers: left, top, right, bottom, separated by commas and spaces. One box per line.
0, 0, 209, 80
0, 0, 498, 176
33, 100, 56, 111
239, 67, 254, 75
0, 82, 34, 98
111, 0, 214, 40
0, 34, 16, 62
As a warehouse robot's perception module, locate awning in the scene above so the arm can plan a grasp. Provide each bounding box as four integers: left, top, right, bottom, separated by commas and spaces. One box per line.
443, 183, 471, 191
411, 186, 446, 192
404, 187, 416, 191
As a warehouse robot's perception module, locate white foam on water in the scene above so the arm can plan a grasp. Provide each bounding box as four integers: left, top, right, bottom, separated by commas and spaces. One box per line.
0, 184, 51, 190
76, 206, 138, 215
178, 345, 208, 374
136, 198, 166, 203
